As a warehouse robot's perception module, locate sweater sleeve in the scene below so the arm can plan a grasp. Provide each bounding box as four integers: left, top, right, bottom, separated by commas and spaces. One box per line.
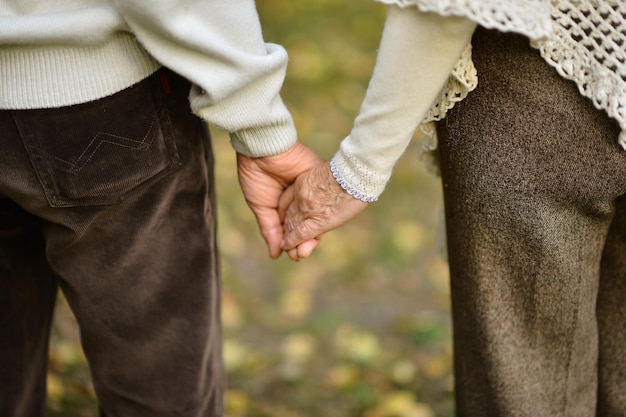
110, 0, 296, 157
331, 5, 476, 201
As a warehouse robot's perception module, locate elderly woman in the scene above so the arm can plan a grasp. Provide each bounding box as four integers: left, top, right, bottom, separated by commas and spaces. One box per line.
281, 1, 626, 416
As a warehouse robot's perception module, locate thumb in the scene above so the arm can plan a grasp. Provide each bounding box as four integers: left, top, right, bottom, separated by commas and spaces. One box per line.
281, 220, 321, 251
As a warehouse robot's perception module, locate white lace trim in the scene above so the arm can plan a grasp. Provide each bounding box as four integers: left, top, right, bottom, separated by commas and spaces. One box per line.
537, 1, 626, 149
376, 0, 552, 40
418, 43, 477, 171
330, 159, 379, 203
376, 0, 552, 171
379, 0, 626, 166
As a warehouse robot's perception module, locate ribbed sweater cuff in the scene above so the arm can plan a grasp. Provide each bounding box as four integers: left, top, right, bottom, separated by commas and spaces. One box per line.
0, 32, 160, 109
229, 121, 297, 157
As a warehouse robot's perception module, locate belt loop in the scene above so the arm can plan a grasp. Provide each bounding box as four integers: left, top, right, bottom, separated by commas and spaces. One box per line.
159, 70, 171, 95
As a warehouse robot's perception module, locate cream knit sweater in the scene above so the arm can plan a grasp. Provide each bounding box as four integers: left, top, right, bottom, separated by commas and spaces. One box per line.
0, 0, 297, 157
332, 0, 626, 202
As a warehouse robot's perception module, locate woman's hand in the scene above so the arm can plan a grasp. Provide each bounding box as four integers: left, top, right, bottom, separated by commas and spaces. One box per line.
279, 161, 369, 261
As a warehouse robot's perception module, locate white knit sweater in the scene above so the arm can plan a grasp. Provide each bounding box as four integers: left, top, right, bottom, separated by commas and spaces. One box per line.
0, 0, 297, 157
332, 0, 626, 201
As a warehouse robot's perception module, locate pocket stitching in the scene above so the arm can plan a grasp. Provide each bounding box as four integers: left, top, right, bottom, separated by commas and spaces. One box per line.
74, 120, 158, 172
27, 120, 159, 175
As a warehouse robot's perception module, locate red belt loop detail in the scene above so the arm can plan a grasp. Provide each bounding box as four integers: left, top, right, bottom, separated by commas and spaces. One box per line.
159, 70, 171, 94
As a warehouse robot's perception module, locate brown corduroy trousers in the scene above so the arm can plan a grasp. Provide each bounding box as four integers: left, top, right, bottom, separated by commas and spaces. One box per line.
438, 27, 626, 417
0, 70, 224, 417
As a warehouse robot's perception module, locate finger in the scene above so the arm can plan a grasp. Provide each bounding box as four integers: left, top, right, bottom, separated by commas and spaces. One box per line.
254, 207, 284, 259
296, 238, 321, 259
278, 186, 295, 223
282, 221, 323, 251
281, 202, 301, 238
287, 247, 301, 262
263, 225, 284, 259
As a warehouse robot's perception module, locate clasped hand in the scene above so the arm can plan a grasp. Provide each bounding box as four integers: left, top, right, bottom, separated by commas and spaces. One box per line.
237, 142, 368, 262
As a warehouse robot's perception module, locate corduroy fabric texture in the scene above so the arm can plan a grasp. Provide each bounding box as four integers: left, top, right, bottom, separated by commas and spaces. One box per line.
437, 27, 626, 417
0, 70, 224, 417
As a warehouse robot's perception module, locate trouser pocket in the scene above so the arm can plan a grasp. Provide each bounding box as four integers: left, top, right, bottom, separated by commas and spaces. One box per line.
12, 72, 181, 208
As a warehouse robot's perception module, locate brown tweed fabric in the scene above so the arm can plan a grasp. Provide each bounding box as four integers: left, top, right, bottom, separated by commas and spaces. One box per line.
437, 27, 626, 417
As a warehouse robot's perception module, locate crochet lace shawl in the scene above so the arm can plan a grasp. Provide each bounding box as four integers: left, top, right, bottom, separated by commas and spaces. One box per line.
377, 0, 626, 163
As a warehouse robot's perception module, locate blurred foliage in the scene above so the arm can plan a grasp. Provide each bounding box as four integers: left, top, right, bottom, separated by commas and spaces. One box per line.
47, 1, 454, 416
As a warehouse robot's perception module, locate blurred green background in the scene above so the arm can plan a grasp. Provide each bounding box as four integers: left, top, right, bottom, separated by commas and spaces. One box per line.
47, 1, 452, 416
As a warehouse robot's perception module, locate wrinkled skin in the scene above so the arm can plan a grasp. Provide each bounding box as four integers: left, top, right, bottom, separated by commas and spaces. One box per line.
236, 142, 323, 259
279, 161, 369, 261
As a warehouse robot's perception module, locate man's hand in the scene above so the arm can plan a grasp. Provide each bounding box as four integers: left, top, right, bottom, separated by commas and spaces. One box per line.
237, 142, 322, 259
279, 161, 369, 261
